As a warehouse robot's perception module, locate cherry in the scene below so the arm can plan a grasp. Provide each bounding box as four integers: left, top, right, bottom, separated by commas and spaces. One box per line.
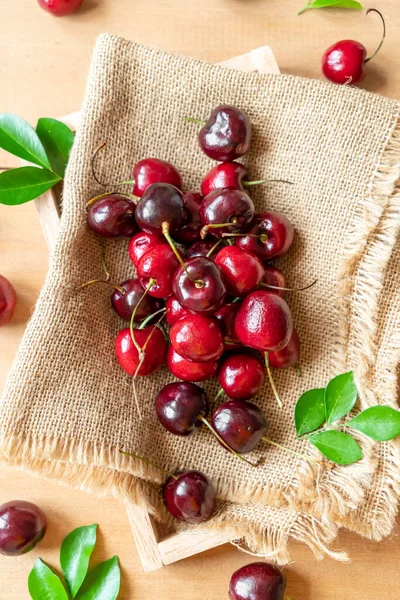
165, 295, 191, 326
229, 562, 287, 600
163, 470, 216, 524
0, 501, 47, 556
322, 10, 386, 86
214, 302, 241, 350
212, 400, 268, 453
137, 244, 181, 298
111, 279, 162, 322
268, 328, 300, 369
263, 266, 287, 298
128, 231, 164, 268
200, 188, 255, 239
201, 162, 249, 196
86, 194, 137, 238
115, 327, 166, 376
185, 239, 223, 260
155, 382, 208, 436
234, 291, 293, 352
166, 346, 218, 382
198, 105, 251, 162
0, 275, 17, 327
218, 353, 265, 401
173, 191, 203, 244
170, 314, 224, 363
172, 257, 226, 314
215, 246, 264, 297
37, 0, 82, 16
132, 158, 182, 197
235, 212, 294, 261
135, 183, 188, 235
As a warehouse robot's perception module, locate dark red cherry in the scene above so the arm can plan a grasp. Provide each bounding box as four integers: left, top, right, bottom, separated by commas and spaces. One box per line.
173, 191, 203, 244
135, 183, 188, 235
165, 295, 191, 326
0, 501, 47, 556
155, 381, 208, 436
0, 275, 17, 327
235, 212, 294, 261
198, 105, 251, 162
115, 327, 166, 376
172, 257, 226, 314
87, 194, 137, 238
185, 239, 222, 260
166, 346, 218, 382
200, 188, 255, 239
162, 470, 216, 524
229, 562, 286, 600
212, 400, 268, 453
268, 328, 300, 369
128, 231, 164, 268
235, 291, 293, 352
215, 246, 264, 297
218, 353, 265, 401
263, 266, 287, 298
132, 158, 182, 197
201, 162, 248, 196
170, 314, 224, 363
137, 244, 181, 298
111, 279, 162, 322
214, 302, 241, 350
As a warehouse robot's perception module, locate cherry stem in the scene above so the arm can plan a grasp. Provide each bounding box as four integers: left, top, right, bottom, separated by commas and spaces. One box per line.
100, 240, 110, 281
129, 278, 156, 355
162, 221, 204, 288
365, 9, 386, 64
90, 141, 139, 190
138, 308, 167, 330
200, 219, 238, 240
141, 311, 167, 354
78, 279, 125, 294
222, 233, 268, 243
85, 190, 137, 211
264, 352, 283, 409
261, 437, 326, 466
197, 415, 259, 468
243, 179, 293, 187
184, 117, 206, 125
295, 363, 302, 378
214, 388, 224, 402
260, 279, 318, 293
205, 238, 223, 258
119, 450, 178, 480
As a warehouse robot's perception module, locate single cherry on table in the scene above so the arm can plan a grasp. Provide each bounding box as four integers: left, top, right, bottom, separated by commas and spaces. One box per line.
218, 353, 265, 401
229, 561, 287, 600
86, 194, 137, 238
111, 279, 162, 322
0, 275, 17, 327
170, 314, 224, 363
0, 500, 47, 556
155, 381, 208, 436
215, 246, 264, 297
163, 470, 216, 524
197, 105, 252, 162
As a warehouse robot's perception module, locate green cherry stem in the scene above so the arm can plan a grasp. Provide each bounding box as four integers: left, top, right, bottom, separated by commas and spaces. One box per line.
294, 363, 302, 378
184, 117, 206, 125
200, 218, 238, 240
243, 178, 293, 187
100, 239, 111, 281
222, 232, 268, 243
78, 279, 125, 293
197, 415, 259, 468
214, 388, 224, 402
138, 308, 167, 330
206, 238, 223, 258
261, 437, 327, 466
260, 279, 317, 293
264, 352, 283, 409
85, 190, 137, 211
162, 221, 204, 288
119, 450, 178, 480
129, 278, 156, 355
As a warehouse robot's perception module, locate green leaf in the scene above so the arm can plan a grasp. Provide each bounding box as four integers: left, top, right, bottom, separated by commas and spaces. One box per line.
76, 556, 120, 600
36, 118, 74, 178
348, 406, 400, 441
0, 167, 61, 206
309, 430, 363, 465
60, 524, 98, 598
28, 559, 69, 600
294, 388, 326, 436
0, 113, 51, 170
298, 0, 363, 13
325, 371, 358, 425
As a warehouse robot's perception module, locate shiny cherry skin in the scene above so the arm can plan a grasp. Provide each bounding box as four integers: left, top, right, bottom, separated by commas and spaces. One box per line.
172, 257, 226, 314
268, 328, 300, 369
215, 246, 264, 297
214, 302, 241, 350
198, 105, 252, 162
263, 266, 287, 298
229, 562, 286, 600
37, 0, 82, 16
173, 191, 203, 244
87, 194, 137, 238
234, 291, 293, 352
0, 275, 17, 327
236, 212, 294, 261
165, 296, 191, 326
128, 232, 164, 268
111, 279, 162, 322
0, 501, 47, 556
137, 244, 181, 298
200, 188, 255, 239
170, 314, 224, 363
163, 470, 216, 524
212, 400, 268, 453
185, 239, 222, 260
322, 40, 366, 85
115, 327, 166, 376
132, 158, 182, 197
155, 382, 208, 436
166, 346, 218, 382
201, 162, 248, 196
135, 183, 188, 235
218, 353, 265, 401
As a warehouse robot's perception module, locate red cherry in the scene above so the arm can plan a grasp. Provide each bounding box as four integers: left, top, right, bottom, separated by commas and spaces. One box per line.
173, 192, 203, 244
215, 246, 264, 297
268, 328, 300, 369
170, 314, 224, 363
234, 291, 293, 352
185, 239, 222, 261
201, 162, 248, 196
165, 296, 191, 326
111, 279, 162, 322
163, 470, 216, 524
214, 302, 241, 350
166, 346, 218, 382
200, 188, 255, 239
229, 562, 286, 600
137, 244, 181, 298
263, 266, 287, 298
135, 183, 188, 235
128, 232, 164, 268
0, 275, 17, 327
0, 501, 47, 556
115, 327, 166, 376
235, 212, 294, 261
86, 194, 137, 238
155, 382, 208, 436
132, 158, 182, 197
212, 400, 268, 453
218, 353, 265, 401
172, 257, 226, 314
198, 105, 252, 162
37, 0, 82, 16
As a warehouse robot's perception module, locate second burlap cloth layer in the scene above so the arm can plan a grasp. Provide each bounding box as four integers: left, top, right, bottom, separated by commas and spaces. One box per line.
1, 35, 399, 560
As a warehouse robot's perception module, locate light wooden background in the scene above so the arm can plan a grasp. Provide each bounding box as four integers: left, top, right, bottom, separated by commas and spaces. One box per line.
1, 0, 399, 598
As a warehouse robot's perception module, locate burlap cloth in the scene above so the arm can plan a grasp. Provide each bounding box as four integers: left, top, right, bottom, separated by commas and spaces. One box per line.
1, 35, 399, 562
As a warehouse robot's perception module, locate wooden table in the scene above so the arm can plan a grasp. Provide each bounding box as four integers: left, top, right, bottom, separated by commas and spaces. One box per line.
1, 0, 399, 597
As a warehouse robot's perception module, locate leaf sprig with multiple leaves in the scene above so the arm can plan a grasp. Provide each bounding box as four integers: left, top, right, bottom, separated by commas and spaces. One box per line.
294, 371, 400, 465
298, 0, 363, 16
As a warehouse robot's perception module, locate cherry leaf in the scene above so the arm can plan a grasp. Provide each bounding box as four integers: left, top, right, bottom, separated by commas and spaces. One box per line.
325, 371, 358, 425
309, 430, 363, 465
348, 406, 400, 441
0, 113, 51, 170
28, 559, 69, 600
36, 118, 74, 178
0, 167, 61, 206
75, 556, 120, 600
298, 0, 363, 15
60, 524, 98, 598
294, 388, 326, 436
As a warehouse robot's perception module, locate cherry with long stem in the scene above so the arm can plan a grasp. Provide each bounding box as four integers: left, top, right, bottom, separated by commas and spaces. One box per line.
264, 352, 283, 409
197, 415, 259, 468
119, 450, 177, 480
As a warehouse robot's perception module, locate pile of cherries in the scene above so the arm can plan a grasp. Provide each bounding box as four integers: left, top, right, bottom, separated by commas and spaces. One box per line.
86, 104, 308, 527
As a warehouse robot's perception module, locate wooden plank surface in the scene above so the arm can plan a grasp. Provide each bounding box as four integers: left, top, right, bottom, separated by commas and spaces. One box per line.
1, 0, 400, 597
